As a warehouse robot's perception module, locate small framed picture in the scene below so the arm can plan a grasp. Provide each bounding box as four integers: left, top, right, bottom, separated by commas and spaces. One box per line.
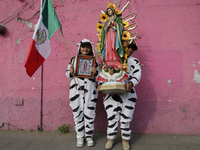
75, 55, 95, 78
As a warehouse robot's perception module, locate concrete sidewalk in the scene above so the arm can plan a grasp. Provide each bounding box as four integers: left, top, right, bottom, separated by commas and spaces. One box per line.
0, 130, 200, 150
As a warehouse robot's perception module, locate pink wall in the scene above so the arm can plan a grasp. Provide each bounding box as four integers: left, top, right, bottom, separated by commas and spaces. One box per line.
0, 0, 200, 135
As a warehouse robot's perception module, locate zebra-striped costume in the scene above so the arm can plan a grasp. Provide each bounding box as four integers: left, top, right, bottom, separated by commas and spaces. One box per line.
65, 39, 99, 139
103, 55, 141, 140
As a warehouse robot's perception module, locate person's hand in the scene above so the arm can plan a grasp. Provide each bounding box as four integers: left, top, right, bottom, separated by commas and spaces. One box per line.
108, 20, 113, 26
119, 66, 123, 70
91, 67, 97, 74
97, 85, 101, 92
70, 66, 74, 75
125, 82, 133, 92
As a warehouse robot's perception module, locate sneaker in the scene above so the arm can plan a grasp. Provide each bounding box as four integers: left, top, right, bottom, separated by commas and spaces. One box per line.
77, 137, 84, 148
86, 137, 94, 147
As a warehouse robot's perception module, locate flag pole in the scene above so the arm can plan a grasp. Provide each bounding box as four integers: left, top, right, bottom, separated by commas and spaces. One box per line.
60, 29, 77, 89
40, 0, 44, 132
40, 66, 43, 131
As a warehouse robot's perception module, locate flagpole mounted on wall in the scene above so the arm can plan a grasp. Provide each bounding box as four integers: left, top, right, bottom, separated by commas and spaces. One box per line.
40, 64, 43, 131
40, 0, 44, 132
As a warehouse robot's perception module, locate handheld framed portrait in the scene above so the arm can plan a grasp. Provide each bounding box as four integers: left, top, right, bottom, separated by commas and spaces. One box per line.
75, 55, 95, 78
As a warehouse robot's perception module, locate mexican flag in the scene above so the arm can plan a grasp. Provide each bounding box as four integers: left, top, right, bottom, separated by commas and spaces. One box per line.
24, 0, 61, 77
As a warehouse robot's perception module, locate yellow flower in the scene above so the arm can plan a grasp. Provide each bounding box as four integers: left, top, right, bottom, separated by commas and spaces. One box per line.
123, 63, 129, 73
97, 43, 101, 51
96, 23, 103, 32
107, 3, 116, 10
124, 53, 128, 59
97, 33, 101, 41
100, 13, 108, 22
115, 9, 122, 15
123, 43, 128, 53
123, 43, 128, 49
122, 21, 129, 28
123, 63, 127, 68
122, 31, 131, 41
124, 47, 128, 53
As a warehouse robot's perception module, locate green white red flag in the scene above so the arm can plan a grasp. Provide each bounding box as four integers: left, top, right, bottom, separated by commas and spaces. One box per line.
24, 0, 61, 77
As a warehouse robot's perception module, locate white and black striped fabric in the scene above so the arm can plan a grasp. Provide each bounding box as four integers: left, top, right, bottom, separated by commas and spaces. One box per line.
103, 55, 141, 140
65, 39, 99, 139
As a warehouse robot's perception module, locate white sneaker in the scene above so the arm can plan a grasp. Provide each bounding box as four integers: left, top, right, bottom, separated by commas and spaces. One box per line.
77, 137, 84, 147
86, 137, 94, 147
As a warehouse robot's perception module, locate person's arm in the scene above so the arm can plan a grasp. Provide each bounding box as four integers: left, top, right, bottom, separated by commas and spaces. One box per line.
93, 59, 100, 78
65, 57, 75, 79
128, 58, 142, 88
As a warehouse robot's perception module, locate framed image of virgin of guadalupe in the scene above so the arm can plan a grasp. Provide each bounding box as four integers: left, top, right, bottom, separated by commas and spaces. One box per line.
75, 55, 95, 78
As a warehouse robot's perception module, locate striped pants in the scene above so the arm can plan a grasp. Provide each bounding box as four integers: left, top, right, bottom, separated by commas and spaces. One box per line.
103, 90, 137, 140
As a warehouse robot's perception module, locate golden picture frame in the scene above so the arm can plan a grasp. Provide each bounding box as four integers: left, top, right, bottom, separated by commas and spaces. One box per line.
75, 55, 95, 78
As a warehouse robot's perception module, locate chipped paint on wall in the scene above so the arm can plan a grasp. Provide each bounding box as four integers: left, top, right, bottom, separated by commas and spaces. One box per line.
17, 17, 32, 28
192, 62, 195, 67
193, 70, 200, 83
114, 0, 121, 7
16, 38, 21, 44
167, 79, 171, 86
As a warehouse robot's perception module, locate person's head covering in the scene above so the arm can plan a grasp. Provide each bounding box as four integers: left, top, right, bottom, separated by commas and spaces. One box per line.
128, 40, 138, 51
76, 39, 95, 56
72, 39, 96, 72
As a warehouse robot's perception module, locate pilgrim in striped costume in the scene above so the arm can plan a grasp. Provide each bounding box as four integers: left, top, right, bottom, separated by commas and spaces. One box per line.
103, 54, 141, 141
65, 39, 99, 140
